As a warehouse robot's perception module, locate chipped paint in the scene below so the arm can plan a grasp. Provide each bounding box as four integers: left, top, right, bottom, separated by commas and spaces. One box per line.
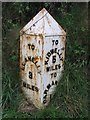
20, 8, 66, 109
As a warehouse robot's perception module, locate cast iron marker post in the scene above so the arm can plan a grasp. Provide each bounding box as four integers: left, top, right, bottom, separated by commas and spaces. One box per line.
20, 8, 66, 109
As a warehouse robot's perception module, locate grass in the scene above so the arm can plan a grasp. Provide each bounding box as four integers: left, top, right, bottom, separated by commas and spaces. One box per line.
2, 59, 88, 119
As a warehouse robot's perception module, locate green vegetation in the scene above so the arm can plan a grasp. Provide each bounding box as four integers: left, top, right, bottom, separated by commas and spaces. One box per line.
2, 2, 88, 119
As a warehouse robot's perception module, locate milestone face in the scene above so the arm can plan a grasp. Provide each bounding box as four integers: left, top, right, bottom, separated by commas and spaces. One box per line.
20, 34, 65, 108
42, 35, 65, 105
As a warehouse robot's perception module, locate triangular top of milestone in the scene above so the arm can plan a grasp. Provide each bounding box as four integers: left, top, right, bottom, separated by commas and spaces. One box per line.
20, 8, 66, 36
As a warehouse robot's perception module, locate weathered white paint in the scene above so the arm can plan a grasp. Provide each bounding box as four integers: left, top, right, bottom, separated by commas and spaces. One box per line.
20, 8, 66, 109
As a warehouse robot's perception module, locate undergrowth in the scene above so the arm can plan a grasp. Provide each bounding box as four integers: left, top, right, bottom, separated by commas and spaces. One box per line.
2, 60, 88, 119
2, 3, 88, 119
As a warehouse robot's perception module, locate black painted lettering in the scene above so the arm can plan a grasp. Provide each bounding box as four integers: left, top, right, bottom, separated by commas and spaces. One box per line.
52, 40, 58, 45
55, 81, 58, 85
43, 100, 47, 104
46, 64, 61, 72
59, 53, 62, 58
46, 56, 49, 60
28, 44, 35, 50
37, 65, 40, 68
35, 61, 38, 65
47, 52, 51, 58
29, 71, 32, 79
55, 65, 58, 70
56, 49, 60, 55
31, 44, 35, 50
22, 63, 25, 70
28, 56, 31, 61
51, 73, 53, 78
52, 55, 56, 63
60, 57, 63, 61
52, 81, 54, 85
32, 86, 34, 91
51, 66, 54, 71
43, 95, 47, 99
54, 72, 57, 77
58, 64, 61, 69
32, 57, 34, 63
45, 60, 48, 65
44, 90, 48, 94
35, 86, 39, 92
55, 40, 58, 45
55, 48, 57, 53
51, 72, 57, 79
22, 63, 25, 67
50, 49, 54, 54
45, 48, 63, 67
47, 84, 51, 90
23, 82, 39, 92
27, 83, 30, 89
46, 66, 50, 72
25, 58, 28, 62
52, 40, 55, 45
23, 82, 26, 87
28, 44, 31, 49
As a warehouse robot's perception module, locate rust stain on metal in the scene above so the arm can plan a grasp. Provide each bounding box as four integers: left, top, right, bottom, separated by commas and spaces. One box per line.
40, 56, 42, 61
35, 56, 39, 61
38, 40, 40, 45
39, 34, 43, 40
46, 15, 51, 27
42, 50, 44, 55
